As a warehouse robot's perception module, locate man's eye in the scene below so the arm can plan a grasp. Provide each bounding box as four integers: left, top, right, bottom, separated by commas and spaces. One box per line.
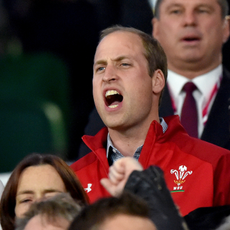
96, 66, 105, 72
198, 9, 209, 14
121, 63, 131, 67
170, 10, 181, 14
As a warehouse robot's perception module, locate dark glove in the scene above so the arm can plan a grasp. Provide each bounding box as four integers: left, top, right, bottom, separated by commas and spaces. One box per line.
124, 166, 188, 230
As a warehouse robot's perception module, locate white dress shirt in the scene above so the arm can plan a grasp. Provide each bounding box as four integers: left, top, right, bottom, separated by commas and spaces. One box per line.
167, 65, 222, 137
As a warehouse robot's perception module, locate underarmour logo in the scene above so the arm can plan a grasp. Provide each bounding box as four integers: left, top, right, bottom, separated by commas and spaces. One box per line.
84, 183, 92, 193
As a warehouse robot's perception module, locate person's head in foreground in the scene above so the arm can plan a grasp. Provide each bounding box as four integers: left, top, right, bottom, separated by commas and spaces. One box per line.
68, 191, 157, 230
15, 192, 82, 230
0, 153, 88, 230
93, 25, 167, 136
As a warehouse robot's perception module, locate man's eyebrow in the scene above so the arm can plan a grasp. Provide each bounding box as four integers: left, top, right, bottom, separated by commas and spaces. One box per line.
94, 56, 131, 66
165, 3, 183, 10
94, 60, 107, 67
196, 4, 214, 9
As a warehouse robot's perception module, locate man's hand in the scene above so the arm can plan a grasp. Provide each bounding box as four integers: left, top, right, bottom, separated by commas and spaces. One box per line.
100, 157, 143, 196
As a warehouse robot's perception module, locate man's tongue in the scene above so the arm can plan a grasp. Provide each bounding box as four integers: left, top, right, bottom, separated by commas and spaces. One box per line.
108, 101, 120, 109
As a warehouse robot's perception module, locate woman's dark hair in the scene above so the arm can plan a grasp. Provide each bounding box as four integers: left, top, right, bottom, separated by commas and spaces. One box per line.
0, 153, 88, 230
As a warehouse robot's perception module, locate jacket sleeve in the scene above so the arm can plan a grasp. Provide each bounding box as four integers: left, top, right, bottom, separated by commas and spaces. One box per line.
124, 166, 188, 230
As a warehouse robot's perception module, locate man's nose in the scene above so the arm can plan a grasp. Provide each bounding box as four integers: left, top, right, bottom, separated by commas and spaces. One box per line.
183, 10, 197, 26
102, 65, 118, 82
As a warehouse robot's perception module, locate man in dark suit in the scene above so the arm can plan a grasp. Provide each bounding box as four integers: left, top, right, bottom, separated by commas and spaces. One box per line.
78, 0, 230, 159
152, 0, 230, 149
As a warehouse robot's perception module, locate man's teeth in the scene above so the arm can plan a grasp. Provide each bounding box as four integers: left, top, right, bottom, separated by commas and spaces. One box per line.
105, 90, 119, 97
108, 104, 118, 108
105, 90, 122, 108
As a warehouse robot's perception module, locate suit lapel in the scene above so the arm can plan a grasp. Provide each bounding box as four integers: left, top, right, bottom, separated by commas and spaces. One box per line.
201, 68, 230, 149
159, 84, 174, 117
160, 72, 230, 150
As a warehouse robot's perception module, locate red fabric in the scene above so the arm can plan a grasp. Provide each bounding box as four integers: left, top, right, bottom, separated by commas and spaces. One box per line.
71, 115, 230, 216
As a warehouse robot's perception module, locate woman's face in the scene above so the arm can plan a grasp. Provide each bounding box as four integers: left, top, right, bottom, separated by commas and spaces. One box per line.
15, 164, 67, 218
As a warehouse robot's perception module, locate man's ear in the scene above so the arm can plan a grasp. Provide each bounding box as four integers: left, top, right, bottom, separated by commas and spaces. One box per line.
223, 15, 230, 43
152, 69, 165, 95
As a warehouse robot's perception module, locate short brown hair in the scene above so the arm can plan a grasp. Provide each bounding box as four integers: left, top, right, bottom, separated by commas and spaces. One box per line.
69, 192, 153, 230
0, 153, 88, 230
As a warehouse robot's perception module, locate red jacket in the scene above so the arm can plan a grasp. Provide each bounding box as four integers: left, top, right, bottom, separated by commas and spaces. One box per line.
71, 115, 230, 216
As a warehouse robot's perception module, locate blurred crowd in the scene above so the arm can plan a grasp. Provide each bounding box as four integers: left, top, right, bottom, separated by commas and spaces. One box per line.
0, 0, 230, 230
0, 0, 154, 171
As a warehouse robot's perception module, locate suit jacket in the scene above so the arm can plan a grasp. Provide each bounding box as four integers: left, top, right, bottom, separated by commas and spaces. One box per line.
78, 68, 230, 159
159, 68, 230, 150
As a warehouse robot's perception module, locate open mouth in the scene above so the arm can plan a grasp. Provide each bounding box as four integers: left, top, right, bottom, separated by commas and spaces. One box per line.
182, 36, 200, 42
105, 90, 123, 108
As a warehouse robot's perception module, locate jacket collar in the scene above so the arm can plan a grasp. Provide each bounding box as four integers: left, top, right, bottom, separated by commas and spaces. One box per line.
82, 115, 188, 160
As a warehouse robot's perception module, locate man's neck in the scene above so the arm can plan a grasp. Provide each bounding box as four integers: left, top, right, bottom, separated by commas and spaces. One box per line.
168, 61, 221, 80
108, 128, 148, 157
108, 117, 160, 157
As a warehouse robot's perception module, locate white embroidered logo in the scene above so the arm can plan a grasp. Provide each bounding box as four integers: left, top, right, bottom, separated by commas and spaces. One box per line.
84, 183, 92, 193
170, 165, 193, 191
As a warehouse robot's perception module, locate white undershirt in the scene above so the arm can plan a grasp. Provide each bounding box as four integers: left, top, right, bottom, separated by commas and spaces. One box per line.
167, 65, 222, 137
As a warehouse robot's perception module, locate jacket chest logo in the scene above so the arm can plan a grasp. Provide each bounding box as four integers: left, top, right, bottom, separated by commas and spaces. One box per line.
84, 183, 92, 193
170, 165, 193, 193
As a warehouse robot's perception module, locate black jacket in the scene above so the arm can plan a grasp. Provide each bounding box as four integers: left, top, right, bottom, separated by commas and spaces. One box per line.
159, 68, 230, 150
124, 166, 188, 230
